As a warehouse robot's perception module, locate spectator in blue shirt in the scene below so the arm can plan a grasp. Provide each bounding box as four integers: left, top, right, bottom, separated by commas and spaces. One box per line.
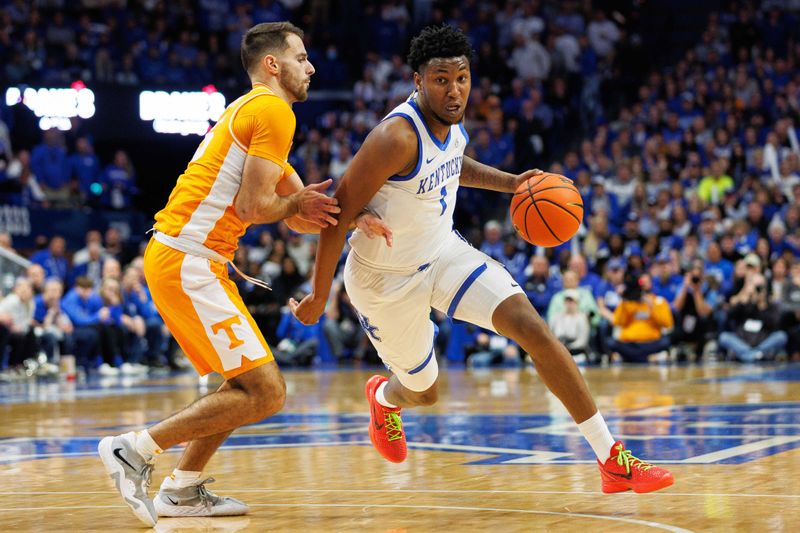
704, 241, 734, 294
523, 255, 559, 316
30, 236, 69, 283
586, 176, 620, 226
60, 276, 102, 369
274, 293, 320, 366
30, 129, 70, 205
479, 220, 505, 261
33, 278, 73, 361
101, 150, 138, 210
70, 241, 104, 288
569, 253, 604, 298
650, 251, 683, 303
122, 267, 166, 368
499, 238, 528, 282
596, 257, 626, 318
69, 137, 101, 202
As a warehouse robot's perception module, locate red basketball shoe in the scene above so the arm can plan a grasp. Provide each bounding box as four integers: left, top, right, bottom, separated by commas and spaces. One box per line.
365, 375, 407, 463
598, 441, 674, 493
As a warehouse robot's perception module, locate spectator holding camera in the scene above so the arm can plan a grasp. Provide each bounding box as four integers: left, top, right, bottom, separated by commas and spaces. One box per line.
606, 273, 674, 363
781, 261, 800, 360
720, 269, 787, 362
672, 259, 717, 357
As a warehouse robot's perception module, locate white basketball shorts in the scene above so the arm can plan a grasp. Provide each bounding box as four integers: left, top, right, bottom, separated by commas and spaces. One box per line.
344, 230, 524, 391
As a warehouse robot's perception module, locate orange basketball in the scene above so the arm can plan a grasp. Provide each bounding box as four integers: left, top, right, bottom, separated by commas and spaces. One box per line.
510, 173, 584, 247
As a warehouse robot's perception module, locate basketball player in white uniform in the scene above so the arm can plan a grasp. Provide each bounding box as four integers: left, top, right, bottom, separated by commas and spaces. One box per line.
292, 25, 674, 493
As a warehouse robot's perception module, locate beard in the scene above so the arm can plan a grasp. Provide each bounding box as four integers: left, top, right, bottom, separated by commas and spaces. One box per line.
280, 67, 309, 102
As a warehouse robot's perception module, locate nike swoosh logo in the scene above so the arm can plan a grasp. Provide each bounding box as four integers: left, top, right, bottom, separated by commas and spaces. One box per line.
608, 471, 632, 480
426, 156, 438, 164
167, 496, 179, 505
113, 447, 136, 471
371, 404, 385, 430
511, 283, 519, 288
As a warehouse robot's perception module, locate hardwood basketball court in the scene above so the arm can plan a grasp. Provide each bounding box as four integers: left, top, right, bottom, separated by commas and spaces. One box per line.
2, 364, 799, 531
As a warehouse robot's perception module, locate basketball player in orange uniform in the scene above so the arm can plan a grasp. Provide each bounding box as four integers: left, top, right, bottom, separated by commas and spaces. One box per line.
98, 22, 388, 526
291, 25, 674, 494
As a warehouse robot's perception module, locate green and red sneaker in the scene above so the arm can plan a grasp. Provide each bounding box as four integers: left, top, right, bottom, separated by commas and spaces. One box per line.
598, 441, 675, 494
365, 375, 407, 463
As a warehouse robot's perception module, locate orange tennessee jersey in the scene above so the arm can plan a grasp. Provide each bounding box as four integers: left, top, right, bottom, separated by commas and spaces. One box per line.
153, 85, 297, 260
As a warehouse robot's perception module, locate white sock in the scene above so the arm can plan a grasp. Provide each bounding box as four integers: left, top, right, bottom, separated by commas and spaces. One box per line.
577, 411, 616, 463
134, 429, 163, 460
163, 469, 202, 489
375, 381, 397, 408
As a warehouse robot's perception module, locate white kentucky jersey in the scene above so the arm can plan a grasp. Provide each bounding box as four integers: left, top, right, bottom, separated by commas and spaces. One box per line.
349, 96, 469, 271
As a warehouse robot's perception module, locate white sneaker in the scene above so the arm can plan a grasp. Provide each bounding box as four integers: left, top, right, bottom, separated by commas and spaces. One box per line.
155, 477, 249, 517
120, 363, 148, 375
36, 362, 60, 376
98, 432, 158, 526
98, 363, 120, 376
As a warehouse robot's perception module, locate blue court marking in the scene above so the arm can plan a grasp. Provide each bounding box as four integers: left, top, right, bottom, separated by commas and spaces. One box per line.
5, 402, 800, 466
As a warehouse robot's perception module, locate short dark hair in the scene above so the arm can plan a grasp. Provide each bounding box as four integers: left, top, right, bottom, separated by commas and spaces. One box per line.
75, 276, 94, 289
241, 22, 304, 75
407, 25, 473, 72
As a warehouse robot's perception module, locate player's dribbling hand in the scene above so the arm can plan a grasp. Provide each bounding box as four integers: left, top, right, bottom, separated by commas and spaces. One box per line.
355, 212, 393, 247
513, 168, 548, 190
295, 179, 341, 227
288, 292, 325, 325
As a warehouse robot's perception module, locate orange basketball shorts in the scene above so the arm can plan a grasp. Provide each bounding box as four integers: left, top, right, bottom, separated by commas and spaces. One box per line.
143, 239, 274, 380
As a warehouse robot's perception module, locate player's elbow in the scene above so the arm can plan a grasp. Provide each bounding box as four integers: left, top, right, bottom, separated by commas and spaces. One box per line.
234, 196, 262, 224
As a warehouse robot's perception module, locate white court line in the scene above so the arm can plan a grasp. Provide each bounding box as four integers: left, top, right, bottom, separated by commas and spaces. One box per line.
0, 489, 798, 499
0, 502, 693, 532
680, 436, 800, 463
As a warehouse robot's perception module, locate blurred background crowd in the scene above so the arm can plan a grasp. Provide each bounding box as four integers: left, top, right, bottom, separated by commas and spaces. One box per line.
1, 0, 800, 379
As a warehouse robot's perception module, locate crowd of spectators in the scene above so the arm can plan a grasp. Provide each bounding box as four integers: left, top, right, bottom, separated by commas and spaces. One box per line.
2, 1, 800, 378
0, 127, 138, 210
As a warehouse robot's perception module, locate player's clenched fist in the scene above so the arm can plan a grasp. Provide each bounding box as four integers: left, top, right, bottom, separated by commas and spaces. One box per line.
289, 291, 326, 325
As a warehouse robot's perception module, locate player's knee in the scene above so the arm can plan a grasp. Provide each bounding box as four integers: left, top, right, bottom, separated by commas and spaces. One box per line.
238, 367, 286, 421
249, 381, 286, 421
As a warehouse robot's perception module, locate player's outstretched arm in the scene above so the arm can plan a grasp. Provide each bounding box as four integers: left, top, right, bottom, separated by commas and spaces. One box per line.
234, 155, 340, 226
289, 118, 416, 324
460, 156, 543, 193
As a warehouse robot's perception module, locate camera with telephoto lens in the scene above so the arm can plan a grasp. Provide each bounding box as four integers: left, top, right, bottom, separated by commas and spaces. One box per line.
691, 275, 701, 284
